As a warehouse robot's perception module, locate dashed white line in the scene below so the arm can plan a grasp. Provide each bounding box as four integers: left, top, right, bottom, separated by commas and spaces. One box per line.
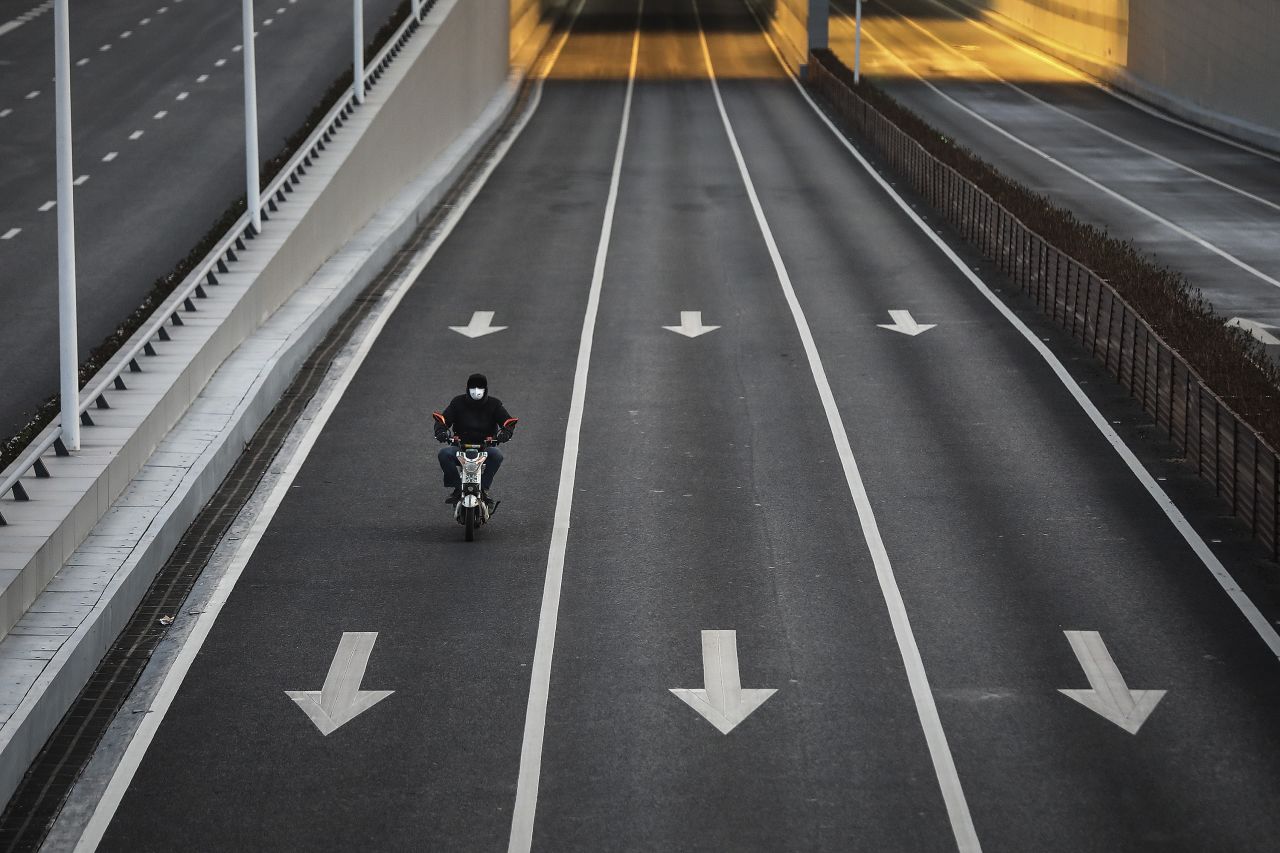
24, 90, 39, 99
98, 43, 111, 52
277, 6, 285, 13
157, 6, 168, 13
153, 110, 167, 120
176, 91, 189, 101
0, 109, 12, 118
2, 228, 21, 240
232, 44, 242, 52
120, 30, 132, 38
214, 58, 226, 67
263, 18, 273, 25
39, 201, 55, 212
102, 152, 118, 162
196, 74, 209, 83
0, 0, 54, 38
139, 17, 151, 25
129, 130, 144, 140
76, 58, 89, 66
73, 175, 89, 186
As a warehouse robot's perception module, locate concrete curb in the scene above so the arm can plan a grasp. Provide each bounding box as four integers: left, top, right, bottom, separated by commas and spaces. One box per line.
0, 65, 523, 817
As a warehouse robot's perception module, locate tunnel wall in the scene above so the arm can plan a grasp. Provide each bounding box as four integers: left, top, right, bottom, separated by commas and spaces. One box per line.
950, 0, 1280, 152
511, 0, 570, 69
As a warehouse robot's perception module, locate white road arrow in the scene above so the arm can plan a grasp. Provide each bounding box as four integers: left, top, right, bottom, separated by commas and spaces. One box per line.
449, 310, 508, 338
286, 632, 394, 736
1058, 630, 1165, 735
670, 630, 776, 734
663, 311, 720, 338
1227, 317, 1280, 346
876, 309, 936, 336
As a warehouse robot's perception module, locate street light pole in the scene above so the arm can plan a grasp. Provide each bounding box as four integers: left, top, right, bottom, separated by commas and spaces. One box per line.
854, 0, 863, 84
53, 0, 79, 451
353, 0, 364, 105
412, 0, 421, 21
242, 0, 261, 233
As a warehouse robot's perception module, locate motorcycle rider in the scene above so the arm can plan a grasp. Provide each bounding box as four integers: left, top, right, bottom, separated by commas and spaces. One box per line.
434, 373, 517, 506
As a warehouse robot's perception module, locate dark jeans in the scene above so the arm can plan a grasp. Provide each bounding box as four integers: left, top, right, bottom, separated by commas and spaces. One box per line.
438, 445, 503, 490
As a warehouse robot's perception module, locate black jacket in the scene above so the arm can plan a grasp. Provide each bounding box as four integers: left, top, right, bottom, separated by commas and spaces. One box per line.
438, 395, 515, 444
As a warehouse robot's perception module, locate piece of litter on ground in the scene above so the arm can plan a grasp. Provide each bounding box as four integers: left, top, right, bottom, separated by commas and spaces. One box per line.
159, 615, 174, 625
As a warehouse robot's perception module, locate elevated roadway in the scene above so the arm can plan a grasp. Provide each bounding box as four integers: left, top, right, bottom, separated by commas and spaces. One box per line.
828, 0, 1280, 342
30, 0, 1280, 850
0, 0, 402, 438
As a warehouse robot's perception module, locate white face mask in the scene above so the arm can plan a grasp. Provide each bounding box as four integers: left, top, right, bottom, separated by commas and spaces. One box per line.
468, 387, 485, 401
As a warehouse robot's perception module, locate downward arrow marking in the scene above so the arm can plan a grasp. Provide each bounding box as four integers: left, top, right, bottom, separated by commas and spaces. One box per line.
877, 309, 935, 336
670, 630, 776, 734
1058, 631, 1165, 735
286, 632, 394, 736
663, 311, 720, 338
1227, 317, 1280, 346
449, 310, 507, 338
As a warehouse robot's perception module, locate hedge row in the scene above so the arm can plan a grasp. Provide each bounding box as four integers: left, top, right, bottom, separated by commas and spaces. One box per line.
0, 1, 420, 472
810, 49, 1280, 447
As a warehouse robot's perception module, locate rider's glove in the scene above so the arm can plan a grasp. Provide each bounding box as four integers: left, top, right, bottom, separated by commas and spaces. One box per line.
434, 428, 450, 444
496, 428, 513, 444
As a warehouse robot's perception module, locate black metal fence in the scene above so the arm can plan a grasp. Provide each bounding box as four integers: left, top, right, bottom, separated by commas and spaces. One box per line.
808, 57, 1280, 558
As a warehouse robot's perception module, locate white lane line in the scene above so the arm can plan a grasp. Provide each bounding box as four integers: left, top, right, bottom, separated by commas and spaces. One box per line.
119, 30, 132, 38
175, 91, 188, 101
153, 110, 167, 120
858, 0, 1280, 214
139, 17, 150, 25
0, 109, 12, 117
750, 3, 1280, 663
76, 58, 89, 66
1, 228, 21, 240
129, 130, 143, 140
24, 90, 39, 99
196, 74, 208, 83
920, 0, 1280, 165
102, 152, 118, 162
0, 0, 53, 39
98, 43, 111, 52
157, 6, 168, 13
73, 43, 560, 853
263, 18, 273, 25
851, 22, 1280, 292
232, 44, 242, 52
39, 201, 55, 212
507, 1, 630, 851
704, 2, 981, 850
73, 175, 88, 186
214, 58, 226, 67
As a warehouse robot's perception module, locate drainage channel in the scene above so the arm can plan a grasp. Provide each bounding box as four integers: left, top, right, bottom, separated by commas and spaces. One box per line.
0, 76, 539, 853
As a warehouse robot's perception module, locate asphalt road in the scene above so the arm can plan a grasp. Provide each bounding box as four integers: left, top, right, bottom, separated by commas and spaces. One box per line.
59, 0, 1280, 850
0, 0, 403, 438
828, 0, 1280, 337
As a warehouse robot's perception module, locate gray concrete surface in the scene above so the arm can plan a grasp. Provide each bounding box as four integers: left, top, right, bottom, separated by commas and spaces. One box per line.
55, 0, 1280, 850
830, 0, 1280, 337
0, 0, 405, 440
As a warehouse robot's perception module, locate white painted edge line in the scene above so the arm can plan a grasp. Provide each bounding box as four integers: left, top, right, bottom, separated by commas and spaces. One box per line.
506, 1, 631, 850
755, 5, 1280, 662
856, 0, 1280, 214
847, 20, 1280, 293
72, 55, 551, 853
921, 0, 1280, 166
711, 3, 981, 851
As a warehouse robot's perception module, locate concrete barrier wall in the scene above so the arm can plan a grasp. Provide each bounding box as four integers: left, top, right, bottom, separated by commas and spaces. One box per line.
953, 0, 1280, 152
511, 0, 568, 69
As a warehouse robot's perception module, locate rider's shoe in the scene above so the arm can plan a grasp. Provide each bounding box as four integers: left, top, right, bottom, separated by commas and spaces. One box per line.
482, 491, 496, 510
445, 487, 462, 505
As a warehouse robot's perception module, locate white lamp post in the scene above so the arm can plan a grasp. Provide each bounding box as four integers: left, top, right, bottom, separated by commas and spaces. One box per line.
53, 0, 79, 451
243, 0, 261, 233
854, 0, 863, 84
353, 0, 365, 105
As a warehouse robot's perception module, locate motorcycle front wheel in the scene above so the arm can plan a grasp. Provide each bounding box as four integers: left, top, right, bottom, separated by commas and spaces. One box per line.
464, 506, 475, 541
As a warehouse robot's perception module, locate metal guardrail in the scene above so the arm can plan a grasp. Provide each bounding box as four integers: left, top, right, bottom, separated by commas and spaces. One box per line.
809, 56, 1280, 559
0, 4, 433, 523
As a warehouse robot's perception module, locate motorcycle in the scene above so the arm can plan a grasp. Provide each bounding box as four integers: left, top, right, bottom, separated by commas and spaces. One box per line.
433, 413, 516, 541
